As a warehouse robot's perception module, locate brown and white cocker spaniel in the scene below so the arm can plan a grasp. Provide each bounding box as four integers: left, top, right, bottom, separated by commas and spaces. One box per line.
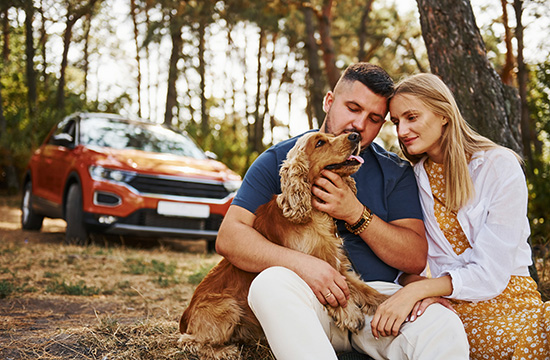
179, 131, 388, 359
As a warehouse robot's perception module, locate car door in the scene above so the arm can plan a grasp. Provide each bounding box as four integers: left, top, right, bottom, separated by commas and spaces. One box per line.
35, 118, 78, 205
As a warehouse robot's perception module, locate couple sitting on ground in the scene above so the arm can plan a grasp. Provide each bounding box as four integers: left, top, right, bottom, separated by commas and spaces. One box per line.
215, 63, 550, 359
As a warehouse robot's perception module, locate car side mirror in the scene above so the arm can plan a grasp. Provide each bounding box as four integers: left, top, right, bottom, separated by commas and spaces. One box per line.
52, 133, 75, 148
205, 151, 218, 160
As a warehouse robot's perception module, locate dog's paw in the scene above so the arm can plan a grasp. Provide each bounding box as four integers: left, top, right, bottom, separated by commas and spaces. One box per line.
178, 334, 241, 360
326, 303, 365, 333
357, 292, 389, 316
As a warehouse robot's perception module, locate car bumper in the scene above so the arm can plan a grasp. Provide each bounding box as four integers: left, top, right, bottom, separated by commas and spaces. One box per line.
103, 223, 218, 240
83, 207, 224, 240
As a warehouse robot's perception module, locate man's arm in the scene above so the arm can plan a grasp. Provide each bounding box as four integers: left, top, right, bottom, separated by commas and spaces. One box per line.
312, 169, 427, 275
216, 205, 352, 307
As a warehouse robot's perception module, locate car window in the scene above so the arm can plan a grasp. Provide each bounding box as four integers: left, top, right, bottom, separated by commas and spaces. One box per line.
80, 117, 207, 159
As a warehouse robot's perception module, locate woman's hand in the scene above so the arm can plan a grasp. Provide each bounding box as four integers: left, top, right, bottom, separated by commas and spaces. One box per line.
370, 286, 420, 338
409, 296, 456, 322
371, 278, 456, 339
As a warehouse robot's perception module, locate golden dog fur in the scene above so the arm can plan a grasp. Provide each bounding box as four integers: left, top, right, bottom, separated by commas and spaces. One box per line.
179, 131, 388, 359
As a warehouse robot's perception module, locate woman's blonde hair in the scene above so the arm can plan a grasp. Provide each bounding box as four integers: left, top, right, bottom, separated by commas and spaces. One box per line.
392, 73, 506, 211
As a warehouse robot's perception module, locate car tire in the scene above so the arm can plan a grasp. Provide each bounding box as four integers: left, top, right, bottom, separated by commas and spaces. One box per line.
207, 239, 217, 253
65, 184, 89, 245
21, 181, 44, 230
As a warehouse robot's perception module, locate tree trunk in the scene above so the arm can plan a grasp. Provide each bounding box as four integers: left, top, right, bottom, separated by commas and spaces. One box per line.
143, 2, 153, 118
55, 0, 99, 111
357, 0, 374, 62
24, 0, 37, 116
38, 0, 48, 86
253, 27, 265, 153
318, 0, 339, 89
242, 35, 253, 152
130, 0, 142, 118
198, 17, 208, 135
500, 0, 515, 86
302, 2, 326, 128
416, 0, 522, 155
1, 9, 9, 62
264, 34, 277, 146
56, 18, 74, 110
83, 12, 92, 103
164, 14, 183, 126
513, 0, 537, 168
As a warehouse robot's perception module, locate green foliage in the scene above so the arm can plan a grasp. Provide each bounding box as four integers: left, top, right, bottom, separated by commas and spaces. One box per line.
2, 0, 550, 238
46, 279, 100, 296
184, 116, 259, 177
187, 264, 215, 285
124, 257, 152, 275
0, 279, 14, 299
123, 257, 177, 276
527, 61, 550, 245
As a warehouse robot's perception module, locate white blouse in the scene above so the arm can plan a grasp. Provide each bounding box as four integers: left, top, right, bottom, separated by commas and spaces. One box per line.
414, 148, 533, 301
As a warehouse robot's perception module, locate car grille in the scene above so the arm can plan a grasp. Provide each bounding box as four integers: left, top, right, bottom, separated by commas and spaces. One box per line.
127, 175, 230, 199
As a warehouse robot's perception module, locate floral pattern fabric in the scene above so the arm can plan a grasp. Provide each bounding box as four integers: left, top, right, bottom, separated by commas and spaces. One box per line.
425, 159, 550, 359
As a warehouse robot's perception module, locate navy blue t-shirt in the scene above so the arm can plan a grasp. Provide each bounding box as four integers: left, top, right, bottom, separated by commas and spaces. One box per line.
232, 131, 423, 282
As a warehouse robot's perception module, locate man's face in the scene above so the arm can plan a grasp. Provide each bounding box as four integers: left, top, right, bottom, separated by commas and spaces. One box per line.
320, 80, 389, 148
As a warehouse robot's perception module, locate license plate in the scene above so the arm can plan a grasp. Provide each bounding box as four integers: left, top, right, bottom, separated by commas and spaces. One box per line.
157, 201, 210, 218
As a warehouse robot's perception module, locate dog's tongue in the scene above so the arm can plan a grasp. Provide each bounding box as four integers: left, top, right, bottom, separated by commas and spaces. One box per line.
348, 154, 364, 164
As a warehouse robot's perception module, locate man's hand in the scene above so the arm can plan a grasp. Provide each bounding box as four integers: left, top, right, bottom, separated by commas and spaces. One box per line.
294, 254, 350, 308
311, 170, 363, 224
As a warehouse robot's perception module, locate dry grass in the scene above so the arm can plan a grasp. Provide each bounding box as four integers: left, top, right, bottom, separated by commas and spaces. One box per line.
1, 195, 549, 359
0, 238, 276, 359
0, 195, 276, 359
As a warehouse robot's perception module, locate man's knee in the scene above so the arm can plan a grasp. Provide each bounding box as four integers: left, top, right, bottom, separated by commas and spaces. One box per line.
248, 266, 300, 309
401, 303, 467, 343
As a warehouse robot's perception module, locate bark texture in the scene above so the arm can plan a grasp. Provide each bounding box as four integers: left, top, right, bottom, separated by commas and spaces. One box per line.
416, 0, 522, 154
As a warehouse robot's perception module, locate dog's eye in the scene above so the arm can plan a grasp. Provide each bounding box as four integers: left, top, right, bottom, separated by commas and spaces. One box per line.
315, 140, 325, 148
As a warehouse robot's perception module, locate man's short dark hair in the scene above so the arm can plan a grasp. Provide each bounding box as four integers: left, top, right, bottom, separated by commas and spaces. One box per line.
340, 63, 394, 98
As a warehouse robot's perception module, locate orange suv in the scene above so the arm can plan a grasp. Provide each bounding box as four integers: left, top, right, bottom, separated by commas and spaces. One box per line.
21, 112, 241, 250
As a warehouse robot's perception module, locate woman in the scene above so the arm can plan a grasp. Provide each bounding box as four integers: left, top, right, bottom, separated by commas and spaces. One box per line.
371, 73, 550, 359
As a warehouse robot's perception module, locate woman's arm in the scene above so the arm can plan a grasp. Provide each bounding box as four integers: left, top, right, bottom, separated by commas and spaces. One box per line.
370, 275, 453, 338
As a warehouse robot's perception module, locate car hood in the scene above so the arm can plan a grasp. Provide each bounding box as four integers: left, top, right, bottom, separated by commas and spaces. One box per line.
83, 146, 241, 182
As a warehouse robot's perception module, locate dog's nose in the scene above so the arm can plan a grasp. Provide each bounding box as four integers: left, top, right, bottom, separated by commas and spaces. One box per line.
348, 132, 361, 144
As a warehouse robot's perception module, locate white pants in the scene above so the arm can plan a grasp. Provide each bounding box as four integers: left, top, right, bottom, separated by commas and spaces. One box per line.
248, 267, 469, 360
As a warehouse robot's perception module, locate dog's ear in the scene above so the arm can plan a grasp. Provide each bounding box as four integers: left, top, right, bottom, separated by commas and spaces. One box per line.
277, 138, 312, 223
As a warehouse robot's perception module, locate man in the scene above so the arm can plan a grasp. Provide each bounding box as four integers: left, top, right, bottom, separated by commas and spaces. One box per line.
216, 63, 468, 359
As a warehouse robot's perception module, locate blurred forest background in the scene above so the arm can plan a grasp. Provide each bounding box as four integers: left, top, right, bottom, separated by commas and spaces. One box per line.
1, 0, 550, 246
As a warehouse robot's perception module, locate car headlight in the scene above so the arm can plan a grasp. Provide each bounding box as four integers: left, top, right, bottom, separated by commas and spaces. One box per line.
224, 180, 242, 193
89, 165, 136, 183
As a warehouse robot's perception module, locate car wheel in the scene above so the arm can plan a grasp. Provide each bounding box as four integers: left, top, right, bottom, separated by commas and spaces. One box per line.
65, 184, 89, 245
21, 181, 44, 230
207, 239, 217, 253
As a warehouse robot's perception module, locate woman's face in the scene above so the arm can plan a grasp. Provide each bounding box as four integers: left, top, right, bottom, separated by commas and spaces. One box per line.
389, 93, 447, 163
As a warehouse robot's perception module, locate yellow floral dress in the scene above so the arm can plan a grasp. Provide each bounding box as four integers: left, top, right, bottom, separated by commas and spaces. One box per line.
425, 159, 550, 359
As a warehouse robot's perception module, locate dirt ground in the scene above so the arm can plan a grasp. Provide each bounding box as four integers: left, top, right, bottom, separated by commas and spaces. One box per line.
0, 196, 274, 359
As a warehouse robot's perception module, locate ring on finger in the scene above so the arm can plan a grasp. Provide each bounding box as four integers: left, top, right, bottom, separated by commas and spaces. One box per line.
325, 292, 333, 298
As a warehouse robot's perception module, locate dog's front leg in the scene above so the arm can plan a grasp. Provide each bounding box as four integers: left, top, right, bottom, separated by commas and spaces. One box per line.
345, 271, 389, 316
325, 299, 367, 333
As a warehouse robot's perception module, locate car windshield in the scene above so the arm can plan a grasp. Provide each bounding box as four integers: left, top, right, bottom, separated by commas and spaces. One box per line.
79, 117, 207, 159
